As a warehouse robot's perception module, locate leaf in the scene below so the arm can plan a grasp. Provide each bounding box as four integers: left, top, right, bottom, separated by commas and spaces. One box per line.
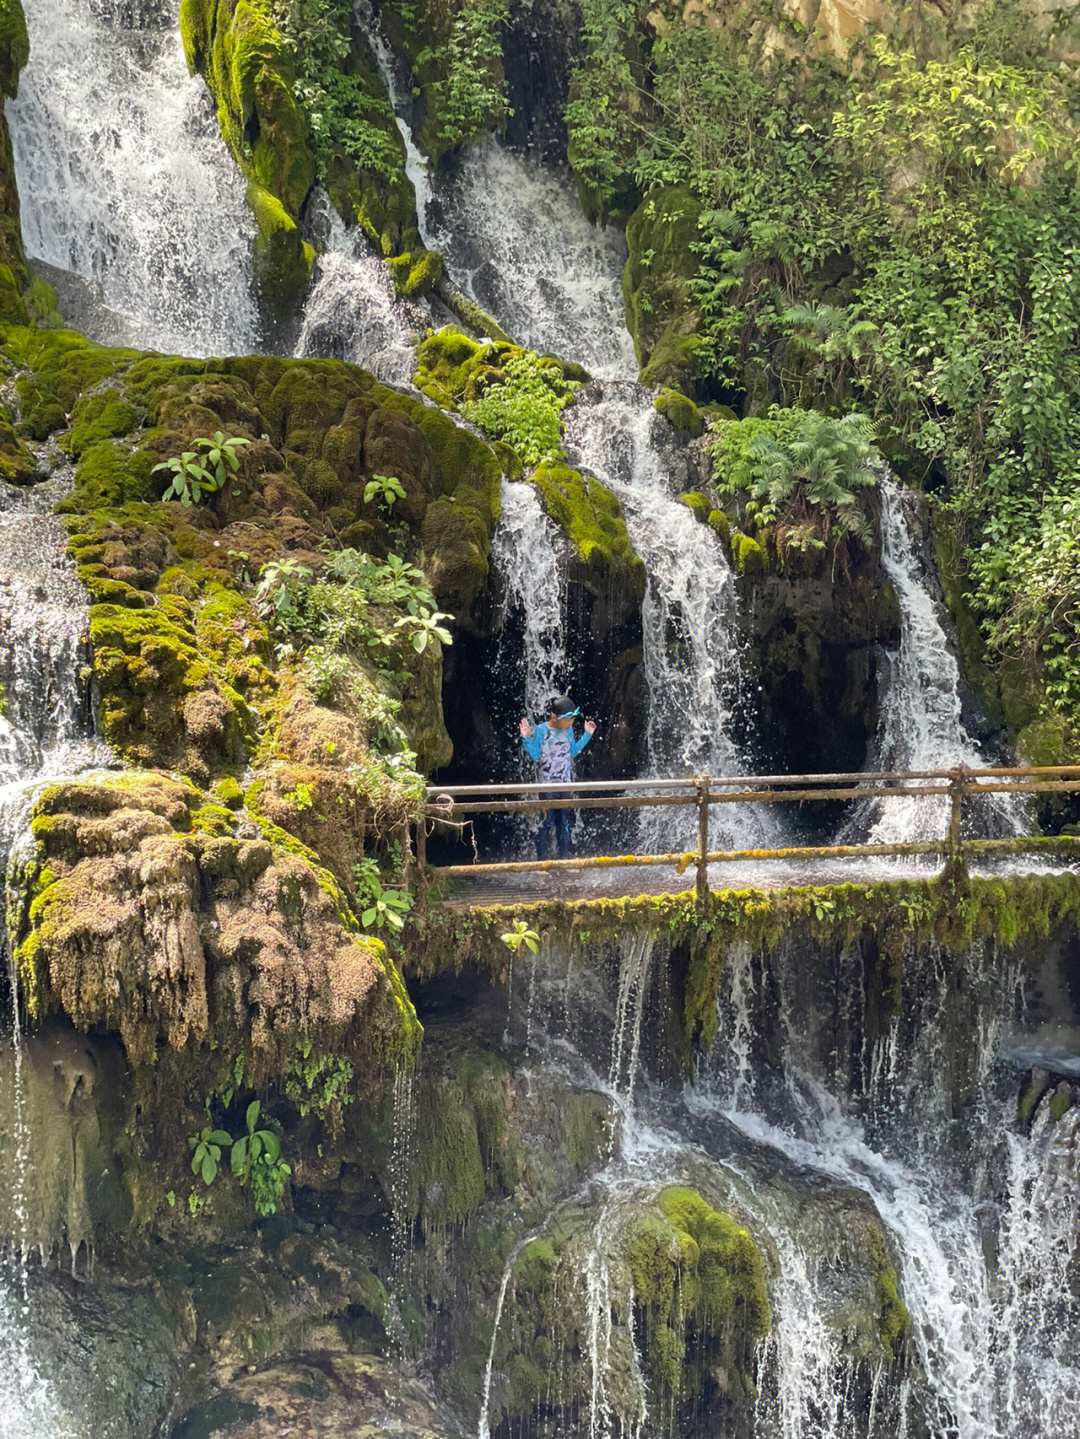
208, 1130, 233, 1148
413, 631, 428, 653
362, 906, 377, 927
261, 1132, 281, 1162
231, 1137, 248, 1174
201, 1152, 218, 1185
246, 1099, 261, 1132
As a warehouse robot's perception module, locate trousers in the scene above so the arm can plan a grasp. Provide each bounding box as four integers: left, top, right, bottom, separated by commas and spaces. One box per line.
536, 808, 572, 859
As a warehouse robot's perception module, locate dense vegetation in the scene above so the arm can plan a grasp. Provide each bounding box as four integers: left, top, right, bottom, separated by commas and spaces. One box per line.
566, 0, 1080, 758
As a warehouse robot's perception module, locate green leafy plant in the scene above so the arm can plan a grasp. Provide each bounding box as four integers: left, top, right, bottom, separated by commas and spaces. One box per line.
284, 1038, 355, 1121
395, 604, 454, 654
364, 473, 407, 509
358, 874, 413, 932
230, 1100, 291, 1218
500, 918, 541, 954
461, 352, 581, 466
283, 781, 314, 811
254, 557, 314, 628
414, 0, 511, 155
153, 432, 251, 507
189, 1124, 233, 1186
711, 408, 876, 559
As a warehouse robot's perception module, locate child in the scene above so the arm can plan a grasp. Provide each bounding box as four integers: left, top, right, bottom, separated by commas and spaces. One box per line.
519, 694, 597, 859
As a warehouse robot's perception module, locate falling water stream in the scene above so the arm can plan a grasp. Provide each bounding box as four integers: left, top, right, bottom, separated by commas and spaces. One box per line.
9, 0, 258, 354
1, 456, 111, 1438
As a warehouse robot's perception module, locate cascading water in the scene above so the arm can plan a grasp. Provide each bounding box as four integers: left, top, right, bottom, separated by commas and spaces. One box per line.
684, 931, 1080, 1439
491, 479, 570, 722
9, 0, 259, 354
847, 479, 1025, 847
356, 3, 634, 376
564, 385, 778, 849
295, 191, 426, 386
423, 139, 637, 379
1, 456, 110, 1438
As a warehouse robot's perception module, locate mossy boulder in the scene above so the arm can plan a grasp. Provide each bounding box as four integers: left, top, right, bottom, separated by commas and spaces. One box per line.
246, 181, 316, 318
387, 247, 444, 300
0, 398, 40, 482
656, 387, 704, 438
181, 0, 315, 216
530, 462, 645, 614
624, 186, 704, 394
13, 774, 420, 1079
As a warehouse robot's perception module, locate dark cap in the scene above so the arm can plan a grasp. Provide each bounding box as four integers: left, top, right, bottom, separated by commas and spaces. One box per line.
549, 694, 578, 718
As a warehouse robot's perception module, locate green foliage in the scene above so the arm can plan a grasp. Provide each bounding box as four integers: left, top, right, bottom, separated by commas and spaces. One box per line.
711, 408, 877, 557
364, 472, 406, 509
152, 431, 251, 507
500, 918, 540, 954
355, 858, 413, 932
461, 353, 581, 467
415, 0, 510, 156
283, 1037, 355, 1120
230, 1100, 292, 1216
189, 1124, 233, 1186
283, 781, 314, 811
566, 0, 643, 217
272, 0, 404, 184
188, 1099, 290, 1214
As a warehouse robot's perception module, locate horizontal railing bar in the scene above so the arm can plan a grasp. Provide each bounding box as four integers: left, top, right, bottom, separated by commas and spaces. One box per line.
428, 783, 956, 817
427, 764, 1080, 800
425, 832, 1080, 880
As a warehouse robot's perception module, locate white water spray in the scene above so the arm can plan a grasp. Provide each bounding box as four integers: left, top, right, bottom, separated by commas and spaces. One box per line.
9, 0, 258, 355
849, 480, 1024, 846
492, 479, 569, 719
564, 385, 777, 849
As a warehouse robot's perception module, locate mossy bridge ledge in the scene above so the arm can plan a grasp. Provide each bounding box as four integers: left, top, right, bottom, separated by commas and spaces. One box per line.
411, 764, 1080, 910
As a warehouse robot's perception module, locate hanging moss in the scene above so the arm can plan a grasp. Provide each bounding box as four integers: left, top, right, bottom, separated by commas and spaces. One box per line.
0, 0, 28, 100
530, 463, 645, 600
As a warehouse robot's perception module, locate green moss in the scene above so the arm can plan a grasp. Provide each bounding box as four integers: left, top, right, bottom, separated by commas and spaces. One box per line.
61, 441, 156, 510
15, 373, 66, 439
656, 387, 704, 438
213, 776, 245, 810
0, 400, 40, 483
708, 509, 731, 544
678, 490, 709, 521
1049, 1083, 1073, 1122
531, 464, 645, 596
246, 181, 315, 312
181, 0, 315, 216
869, 1228, 910, 1361
626, 1186, 770, 1394
0, 0, 29, 100
387, 248, 444, 300
67, 391, 139, 456
624, 186, 704, 393
733, 532, 765, 575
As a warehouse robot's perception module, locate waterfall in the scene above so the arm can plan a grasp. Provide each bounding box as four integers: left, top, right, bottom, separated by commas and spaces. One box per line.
424, 139, 636, 379
848, 479, 1024, 847
564, 385, 778, 849
354, 0, 434, 248
0, 459, 108, 1437
295, 192, 426, 386
9, 0, 259, 355
491, 479, 569, 720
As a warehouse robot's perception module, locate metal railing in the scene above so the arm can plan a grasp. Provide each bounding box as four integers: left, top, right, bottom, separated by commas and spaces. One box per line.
415, 765, 1080, 896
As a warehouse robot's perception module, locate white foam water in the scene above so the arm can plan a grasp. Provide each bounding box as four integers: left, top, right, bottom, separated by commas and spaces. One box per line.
848, 479, 1025, 846
426, 139, 636, 378
0, 460, 108, 1438
491, 478, 569, 719
564, 384, 778, 849
295, 192, 425, 385
9, 0, 258, 355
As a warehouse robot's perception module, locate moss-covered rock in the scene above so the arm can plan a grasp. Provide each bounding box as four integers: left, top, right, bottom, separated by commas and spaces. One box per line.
656, 386, 704, 437
13, 774, 420, 1079
247, 181, 315, 316
624, 186, 704, 394
530, 462, 645, 606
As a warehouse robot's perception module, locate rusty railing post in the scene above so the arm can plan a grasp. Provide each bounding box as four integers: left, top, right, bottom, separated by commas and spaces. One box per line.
697, 776, 710, 899
415, 804, 427, 883
946, 765, 966, 872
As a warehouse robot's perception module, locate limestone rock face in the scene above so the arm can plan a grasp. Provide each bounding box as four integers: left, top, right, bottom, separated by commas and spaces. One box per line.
13, 774, 416, 1079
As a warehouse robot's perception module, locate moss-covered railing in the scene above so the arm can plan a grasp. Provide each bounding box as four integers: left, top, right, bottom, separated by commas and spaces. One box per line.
415, 765, 1080, 898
